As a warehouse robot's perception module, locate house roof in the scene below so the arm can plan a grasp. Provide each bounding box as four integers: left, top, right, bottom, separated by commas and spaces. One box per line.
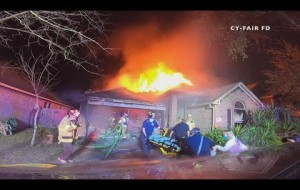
246, 82, 258, 91
0, 68, 72, 108
0, 67, 33, 93
85, 82, 265, 109
84, 87, 167, 110
188, 82, 265, 107
85, 87, 163, 103
246, 82, 272, 98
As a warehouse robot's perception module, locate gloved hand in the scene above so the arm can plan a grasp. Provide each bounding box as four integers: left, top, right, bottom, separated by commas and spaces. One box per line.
214, 145, 223, 151
210, 149, 217, 156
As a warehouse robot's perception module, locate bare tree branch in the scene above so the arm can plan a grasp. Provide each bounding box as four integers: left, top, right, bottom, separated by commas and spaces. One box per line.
0, 10, 113, 76
16, 48, 59, 97
0, 10, 114, 146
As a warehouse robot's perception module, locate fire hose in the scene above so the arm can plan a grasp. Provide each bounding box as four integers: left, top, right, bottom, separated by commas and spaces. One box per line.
75, 124, 122, 160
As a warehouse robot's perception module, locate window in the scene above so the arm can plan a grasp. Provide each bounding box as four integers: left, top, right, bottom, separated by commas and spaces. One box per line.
234, 101, 245, 125
235, 101, 245, 109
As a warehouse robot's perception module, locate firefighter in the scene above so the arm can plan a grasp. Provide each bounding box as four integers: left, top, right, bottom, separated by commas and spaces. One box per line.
141, 111, 160, 157
57, 109, 80, 164
186, 114, 196, 130
169, 116, 190, 141
108, 112, 117, 130
118, 112, 129, 139
176, 116, 183, 124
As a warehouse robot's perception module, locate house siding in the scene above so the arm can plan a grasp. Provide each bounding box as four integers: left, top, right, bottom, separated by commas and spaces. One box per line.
0, 86, 36, 127
0, 83, 71, 128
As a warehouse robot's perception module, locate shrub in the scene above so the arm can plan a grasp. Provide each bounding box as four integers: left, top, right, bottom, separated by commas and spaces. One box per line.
37, 125, 55, 136
204, 128, 226, 146
3, 117, 18, 130
275, 123, 296, 137
233, 124, 244, 138
239, 108, 282, 147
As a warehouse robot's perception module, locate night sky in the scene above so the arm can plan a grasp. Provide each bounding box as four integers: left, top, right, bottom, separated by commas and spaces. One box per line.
53, 11, 276, 107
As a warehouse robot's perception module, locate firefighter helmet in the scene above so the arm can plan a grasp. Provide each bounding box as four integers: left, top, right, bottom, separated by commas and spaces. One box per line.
191, 128, 201, 134
69, 109, 80, 117
177, 116, 183, 123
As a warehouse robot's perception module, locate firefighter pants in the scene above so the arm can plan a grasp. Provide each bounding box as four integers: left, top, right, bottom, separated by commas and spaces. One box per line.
59, 142, 74, 161
121, 125, 127, 138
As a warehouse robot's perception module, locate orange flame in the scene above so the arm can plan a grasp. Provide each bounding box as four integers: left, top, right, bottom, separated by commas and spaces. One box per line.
119, 62, 193, 94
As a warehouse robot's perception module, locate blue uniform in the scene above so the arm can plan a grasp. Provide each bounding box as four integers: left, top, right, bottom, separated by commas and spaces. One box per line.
186, 133, 216, 156
141, 118, 159, 156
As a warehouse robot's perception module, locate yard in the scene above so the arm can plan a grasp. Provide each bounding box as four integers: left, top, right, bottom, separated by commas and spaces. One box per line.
0, 127, 62, 164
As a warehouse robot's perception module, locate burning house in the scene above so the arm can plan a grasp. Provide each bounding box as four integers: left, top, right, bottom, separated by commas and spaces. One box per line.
79, 58, 267, 139
80, 63, 193, 137
80, 81, 265, 137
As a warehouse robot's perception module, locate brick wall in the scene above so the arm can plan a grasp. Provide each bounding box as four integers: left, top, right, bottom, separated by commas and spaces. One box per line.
186, 107, 212, 134
214, 88, 261, 129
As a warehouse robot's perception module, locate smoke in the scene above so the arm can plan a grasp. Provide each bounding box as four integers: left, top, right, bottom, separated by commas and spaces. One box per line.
92, 12, 228, 91
58, 88, 84, 108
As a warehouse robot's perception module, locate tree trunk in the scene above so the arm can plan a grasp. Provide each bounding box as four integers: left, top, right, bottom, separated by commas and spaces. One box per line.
30, 107, 40, 146
30, 96, 40, 147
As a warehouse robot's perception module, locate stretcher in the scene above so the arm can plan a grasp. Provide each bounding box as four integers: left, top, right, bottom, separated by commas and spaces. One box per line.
148, 128, 182, 156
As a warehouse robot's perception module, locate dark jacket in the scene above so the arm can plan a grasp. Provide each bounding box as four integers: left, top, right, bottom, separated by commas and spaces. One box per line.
186, 133, 215, 156
171, 122, 189, 140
